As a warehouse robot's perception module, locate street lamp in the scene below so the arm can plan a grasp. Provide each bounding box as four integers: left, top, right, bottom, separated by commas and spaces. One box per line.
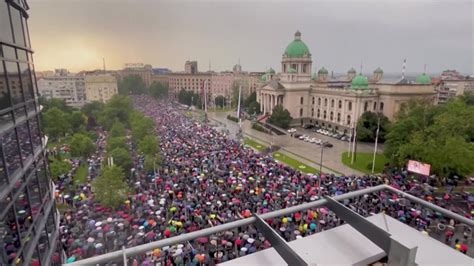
318, 141, 326, 198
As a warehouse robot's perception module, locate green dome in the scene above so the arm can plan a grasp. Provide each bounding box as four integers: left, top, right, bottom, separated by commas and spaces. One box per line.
416, 73, 432, 84
284, 31, 310, 58
374, 67, 383, 74
260, 74, 267, 81
311, 73, 318, 80
351, 74, 369, 89
288, 67, 297, 74
267, 68, 276, 74
318, 67, 328, 74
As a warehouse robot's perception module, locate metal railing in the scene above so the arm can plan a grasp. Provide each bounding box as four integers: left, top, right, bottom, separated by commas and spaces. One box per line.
66, 184, 473, 265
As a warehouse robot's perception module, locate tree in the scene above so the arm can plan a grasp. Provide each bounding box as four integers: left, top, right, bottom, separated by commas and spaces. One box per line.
92, 165, 129, 209
118, 75, 146, 95
231, 81, 245, 108
68, 111, 86, 133
82, 101, 105, 127
39, 97, 72, 113
107, 137, 128, 152
144, 154, 158, 173
247, 101, 261, 115
109, 147, 132, 172
97, 95, 133, 129
42, 107, 71, 139
69, 133, 95, 158
49, 159, 72, 180
178, 89, 202, 107
356, 112, 390, 142
214, 96, 226, 108
138, 135, 159, 156
385, 97, 474, 178
244, 91, 257, 107
130, 112, 155, 141
268, 105, 292, 129
109, 120, 126, 138
149, 81, 169, 99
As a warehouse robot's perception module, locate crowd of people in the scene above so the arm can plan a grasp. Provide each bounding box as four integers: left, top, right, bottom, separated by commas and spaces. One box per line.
56, 95, 472, 264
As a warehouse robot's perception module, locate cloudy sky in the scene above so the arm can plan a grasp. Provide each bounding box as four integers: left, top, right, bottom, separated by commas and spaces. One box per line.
28, 0, 473, 75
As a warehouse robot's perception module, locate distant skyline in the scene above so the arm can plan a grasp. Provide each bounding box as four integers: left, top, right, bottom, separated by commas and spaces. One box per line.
29, 0, 473, 75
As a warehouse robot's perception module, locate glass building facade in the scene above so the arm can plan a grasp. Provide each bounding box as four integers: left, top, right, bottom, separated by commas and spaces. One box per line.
1, 0, 61, 265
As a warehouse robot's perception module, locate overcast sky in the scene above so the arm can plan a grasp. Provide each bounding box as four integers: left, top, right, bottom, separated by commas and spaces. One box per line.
28, 0, 473, 75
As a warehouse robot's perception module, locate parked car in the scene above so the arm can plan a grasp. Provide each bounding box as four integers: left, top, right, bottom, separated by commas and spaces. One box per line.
293, 133, 302, 138
299, 135, 307, 140
322, 142, 333, 148
287, 128, 297, 133
309, 138, 317, 143
303, 124, 315, 129
315, 139, 322, 145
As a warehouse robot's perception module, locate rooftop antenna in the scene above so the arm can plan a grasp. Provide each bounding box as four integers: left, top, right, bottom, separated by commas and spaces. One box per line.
423, 63, 427, 74
359, 60, 363, 74
209, 60, 211, 72
402, 59, 407, 80
102, 57, 106, 72
238, 58, 241, 65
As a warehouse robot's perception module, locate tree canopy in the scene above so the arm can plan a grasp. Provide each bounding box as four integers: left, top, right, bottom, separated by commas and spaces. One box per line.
130, 112, 155, 142
268, 105, 292, 129
384, 97, 474, 178
109, 147, 133, 172
49, 159, 72, 180
149, 81, 169, 99
138, 135, 159, 156
214, 96, 226, 108
118, 75, 146, 95
356, 111, 390, 142
42, 107, 71, 139
69, 133, 95, 158
109, 120, 126, 138
92, 165, 129, 209
106, 137, 128, 152
98, 95, 133, 130
244, 92, 261, 115
178, 89, 202, 108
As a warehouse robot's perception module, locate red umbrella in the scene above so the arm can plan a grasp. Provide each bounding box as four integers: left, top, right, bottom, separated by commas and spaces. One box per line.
197, 237, 208, 244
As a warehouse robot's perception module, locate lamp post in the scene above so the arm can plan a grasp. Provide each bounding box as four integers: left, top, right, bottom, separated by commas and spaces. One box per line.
318, 142, 326, 198
371, 112, 381, 174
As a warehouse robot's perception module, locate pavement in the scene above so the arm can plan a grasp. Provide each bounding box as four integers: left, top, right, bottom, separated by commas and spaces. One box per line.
207, 111, 385, 176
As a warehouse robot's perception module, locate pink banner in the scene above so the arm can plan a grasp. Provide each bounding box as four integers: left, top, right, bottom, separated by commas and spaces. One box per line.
407, 160, 431, 176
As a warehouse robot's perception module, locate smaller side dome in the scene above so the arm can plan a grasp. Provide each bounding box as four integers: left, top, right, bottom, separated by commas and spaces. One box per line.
416, 73, 432, 84
348, 67, 356, 74
351, 74, 369, 89
267, 68, 276, 74
318, 67, 328, 74
311, 73, 318, 80
288, 67, 297, 74
374, 67, 383, 74
260, 74, 267, 82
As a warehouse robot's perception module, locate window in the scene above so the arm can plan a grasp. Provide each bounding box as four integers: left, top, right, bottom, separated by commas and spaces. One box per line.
338, 100, 342, 109
10, 7, 25, 46
18, 122, 33, 161
324, 98, 327, 107
5, 206, 21, 260
311, 108, 314, 117
317, 109, 320, 118
347, 115, 351, 125
330, 111, 333, 121
337, 113, 341, 122
0, 2, 13, 43
312, 97, 315, 105
27, 173, 42, 220
302, 64, 307, 73
373, 102, 377, 110
318, 98, 321, 105
283, 64, 287, 73
300, 97, 304, 105
348, 101, 352, 111
6, 61, 24, 105
364, 102, 368, 111
299, 108, 303, 117
380, 102, 384, 111
2, 128, 21, 176
0, 61, 13, 112
20, 63, 34, 101
323, 110, 327, 119
292, 64, 297, 71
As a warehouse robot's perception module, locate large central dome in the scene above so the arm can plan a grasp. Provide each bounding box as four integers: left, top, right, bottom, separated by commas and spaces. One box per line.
284, 31, 310, 58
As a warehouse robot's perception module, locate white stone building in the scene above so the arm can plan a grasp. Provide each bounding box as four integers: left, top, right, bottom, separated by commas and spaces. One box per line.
37, 69, 86, 107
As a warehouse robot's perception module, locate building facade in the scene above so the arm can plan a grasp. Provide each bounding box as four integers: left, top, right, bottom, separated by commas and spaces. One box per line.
0, 0, 61, 265
185, 61, 198, 74
84, 74, 118, 103
37, 69, 86, 108
118, 63, 153, 87
436, 71, 474, 104
257, 31, 436, 132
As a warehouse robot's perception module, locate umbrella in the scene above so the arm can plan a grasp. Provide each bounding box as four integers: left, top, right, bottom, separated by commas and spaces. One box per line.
197, 237, 208, 244
87, 237, 95, 243
66, 256, 76, 263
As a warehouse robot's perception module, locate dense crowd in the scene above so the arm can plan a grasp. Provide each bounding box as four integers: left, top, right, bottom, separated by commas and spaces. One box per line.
56, 95, 472, 264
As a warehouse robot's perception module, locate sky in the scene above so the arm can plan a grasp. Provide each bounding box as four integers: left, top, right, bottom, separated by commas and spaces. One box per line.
28, 0, 473, 75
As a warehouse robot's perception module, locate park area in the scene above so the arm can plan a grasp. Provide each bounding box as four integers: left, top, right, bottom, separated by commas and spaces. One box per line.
341, 152, 388, 174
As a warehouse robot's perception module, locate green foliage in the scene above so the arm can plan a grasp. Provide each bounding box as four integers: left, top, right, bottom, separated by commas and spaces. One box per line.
81, 101, 105, 126
341, 152, 388, 174
130, 112, 155, 141
69, 133, 95, 158
149, 81, 169, 99
92, 165, 129, 210
109, 120, 126, 138
42, 107, 71, 139
385, 97, 474, 177
118, 75, 146, 95
244, 92, 261, 115
98, 95, 133, 130
356, 112, 390, 142
144, 154, 160, 173
109, 147, 132, 172
178, 89, 202, 108
68, 111, 86, 133
272, 152, 319, 174
74, 163, 89, 186
251, 123, 268, 133
107, 137, 128, 152
268, 105, 292, 129
49, 158, 72, 180
226, 115, 239, 123
231, 81, 245, 108
244, 137, 268, 152
214, 96, 226, 108
39, 97, 72, 113
138, 135, 159, 156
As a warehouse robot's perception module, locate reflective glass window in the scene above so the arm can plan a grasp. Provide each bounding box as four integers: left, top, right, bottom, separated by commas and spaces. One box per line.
6, 62, 24, 105
0, 191, 12, 215
38, 227, 49, 261
37, 162, 49, 197
0, 111, 13, 133
31, 248, 41, 266
46, 210, 55, 235
19, 63, 33, 101
17, 122, 33, 161
0, 61, 13, 111
27, 173, 41, 220
29, 116, 42, 150
15, 188, 33, 239
14, 105, 25, 119
4, 206, 21, 264
26, 100, 36, 114
10, 7, 25, 46
0, 147, 7, 191
17, 49, 27, 61
1, 128, 21, 176
0, 2, 13, 43
22, 17, 30, 48
2, 45, 16, 59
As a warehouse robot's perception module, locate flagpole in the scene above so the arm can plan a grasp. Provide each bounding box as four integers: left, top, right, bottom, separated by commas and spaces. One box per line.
371, 114, 381, 173
347, 123, 353, 158
204, 80, 208, 122
351, 123, 357, 165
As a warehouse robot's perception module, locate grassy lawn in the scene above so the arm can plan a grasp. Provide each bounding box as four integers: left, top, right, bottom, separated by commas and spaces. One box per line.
209, 107, 233, 112
74, 163, 88, 186
244, 137, 268, 152
273, 152, 319, 174
341, 152, 388, 174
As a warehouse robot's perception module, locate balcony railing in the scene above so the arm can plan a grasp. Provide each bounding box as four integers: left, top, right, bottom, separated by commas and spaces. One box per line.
65, 184, 473, 265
